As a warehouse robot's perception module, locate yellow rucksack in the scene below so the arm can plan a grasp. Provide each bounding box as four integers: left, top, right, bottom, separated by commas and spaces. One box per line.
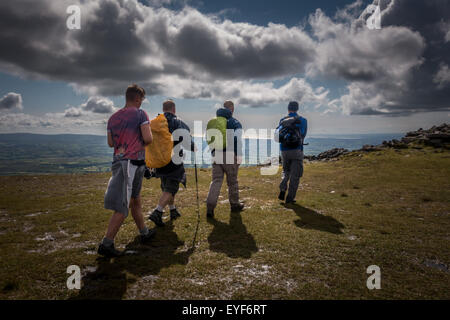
145, 113, 173, 168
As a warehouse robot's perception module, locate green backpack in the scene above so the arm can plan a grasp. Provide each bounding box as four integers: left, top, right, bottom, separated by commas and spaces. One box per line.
206, 116, 228, 150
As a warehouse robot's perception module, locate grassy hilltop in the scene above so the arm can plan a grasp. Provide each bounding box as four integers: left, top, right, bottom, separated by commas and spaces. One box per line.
0, 146, 449, 299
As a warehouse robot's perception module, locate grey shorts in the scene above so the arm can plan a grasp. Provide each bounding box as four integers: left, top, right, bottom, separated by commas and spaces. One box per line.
160, 177, 180, 196
104, 160, 145, 216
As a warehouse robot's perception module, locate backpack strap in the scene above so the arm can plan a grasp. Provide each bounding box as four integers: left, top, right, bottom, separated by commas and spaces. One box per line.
165, 113, 182, 134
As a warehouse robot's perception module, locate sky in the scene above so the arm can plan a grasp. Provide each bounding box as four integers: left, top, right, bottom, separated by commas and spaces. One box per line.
0, 0, 449, 136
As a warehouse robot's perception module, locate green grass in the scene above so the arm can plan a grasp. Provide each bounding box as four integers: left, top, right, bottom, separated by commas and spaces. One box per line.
0, 147, 449, 299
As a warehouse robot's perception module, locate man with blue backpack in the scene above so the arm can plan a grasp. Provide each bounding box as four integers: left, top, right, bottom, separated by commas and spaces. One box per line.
275, 101, 308, 204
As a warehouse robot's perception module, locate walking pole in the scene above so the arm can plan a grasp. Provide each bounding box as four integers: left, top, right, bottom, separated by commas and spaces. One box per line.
191, 155, 201, 249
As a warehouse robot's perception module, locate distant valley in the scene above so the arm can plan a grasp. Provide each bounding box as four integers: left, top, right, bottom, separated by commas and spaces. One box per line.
0, 133, 403, 175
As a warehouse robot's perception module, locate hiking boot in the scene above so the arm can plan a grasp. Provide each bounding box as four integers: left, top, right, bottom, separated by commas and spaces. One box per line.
206, 207, 214, 218
285, 199, 297, 204
230, 203, 245, 212
140, 228, 156, 244
97, 243, 123, 258
170, 208, 181, 220
149, 209, 165, 227
278, 191, 286, 201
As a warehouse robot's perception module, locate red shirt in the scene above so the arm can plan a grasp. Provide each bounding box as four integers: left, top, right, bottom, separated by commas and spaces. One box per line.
107, 107, 149, 162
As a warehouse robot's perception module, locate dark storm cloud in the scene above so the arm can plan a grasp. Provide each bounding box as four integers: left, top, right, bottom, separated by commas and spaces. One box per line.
167, 18, 316, 79
311, 0, 450, 115
0, 0, 316, 100
0, 0, 448, 114
0, 0, 171, 96
378, 0, 450, 114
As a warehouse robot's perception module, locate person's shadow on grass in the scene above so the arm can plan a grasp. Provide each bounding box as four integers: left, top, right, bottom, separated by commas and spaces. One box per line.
207, 212, 258, 259
70, 221, 194, 300
284, 203, 345, 234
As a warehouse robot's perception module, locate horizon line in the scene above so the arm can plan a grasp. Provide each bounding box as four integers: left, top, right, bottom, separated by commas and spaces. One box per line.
0, 131, 406, 138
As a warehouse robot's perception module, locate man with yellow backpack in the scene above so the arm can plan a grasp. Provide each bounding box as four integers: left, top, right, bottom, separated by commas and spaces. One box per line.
205, 100, 244, 218
146, 100, 196, 227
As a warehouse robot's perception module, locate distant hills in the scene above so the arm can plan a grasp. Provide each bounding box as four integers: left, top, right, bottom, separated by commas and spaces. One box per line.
0, 132, 403, 175
0, 133, 112, 175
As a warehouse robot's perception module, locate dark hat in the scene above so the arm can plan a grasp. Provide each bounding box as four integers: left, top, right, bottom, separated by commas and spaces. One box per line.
288, 101, 299, 111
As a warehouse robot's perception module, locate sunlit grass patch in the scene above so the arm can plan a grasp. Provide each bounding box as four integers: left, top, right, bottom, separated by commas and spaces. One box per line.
0, 147, 449, 299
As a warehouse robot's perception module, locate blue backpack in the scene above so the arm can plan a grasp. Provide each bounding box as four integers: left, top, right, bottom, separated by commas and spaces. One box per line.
278, 115, 303, 149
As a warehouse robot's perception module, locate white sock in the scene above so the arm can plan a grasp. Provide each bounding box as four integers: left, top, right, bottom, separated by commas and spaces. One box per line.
156, 205, 164, 212
169, 205, 176, 210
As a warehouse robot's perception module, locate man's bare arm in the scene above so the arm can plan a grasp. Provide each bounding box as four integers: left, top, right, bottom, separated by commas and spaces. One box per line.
107, 130, 114, 148
141, 123, 153, 145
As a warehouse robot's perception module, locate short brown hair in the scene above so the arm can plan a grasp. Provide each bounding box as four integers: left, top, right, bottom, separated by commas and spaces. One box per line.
126, 84, 146, 102
163, 99, 175, 112
224, 100, 234, 109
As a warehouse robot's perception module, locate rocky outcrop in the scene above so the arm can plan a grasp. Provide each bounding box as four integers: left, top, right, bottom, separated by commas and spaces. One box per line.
377, 123, 449, 150
380, 139, 409, 149
305, 123, 449, 162
410, 124, 450, 148
304, 148, 350, 161
360, 145, 383, 152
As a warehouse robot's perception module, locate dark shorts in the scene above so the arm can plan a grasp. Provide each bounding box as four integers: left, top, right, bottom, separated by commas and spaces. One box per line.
160, 177, 180, 196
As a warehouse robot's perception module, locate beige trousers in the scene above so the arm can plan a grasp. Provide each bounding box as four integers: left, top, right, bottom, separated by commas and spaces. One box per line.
206, 155, 240, 209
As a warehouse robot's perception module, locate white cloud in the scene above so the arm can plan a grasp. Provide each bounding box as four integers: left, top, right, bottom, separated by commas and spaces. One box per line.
305, 0, 450, 116
0, 112, 108, 134
0, 0, 317, 107
433, 64, 450, 89
0, 0, 448, 117
64, 96, 117, 118
64, 106, 83, 118
81, 96, 116, 114
156, 76, 330, 107
0, 97, 115, 132
0, 92, 23, 111
438, 19, 450, 43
